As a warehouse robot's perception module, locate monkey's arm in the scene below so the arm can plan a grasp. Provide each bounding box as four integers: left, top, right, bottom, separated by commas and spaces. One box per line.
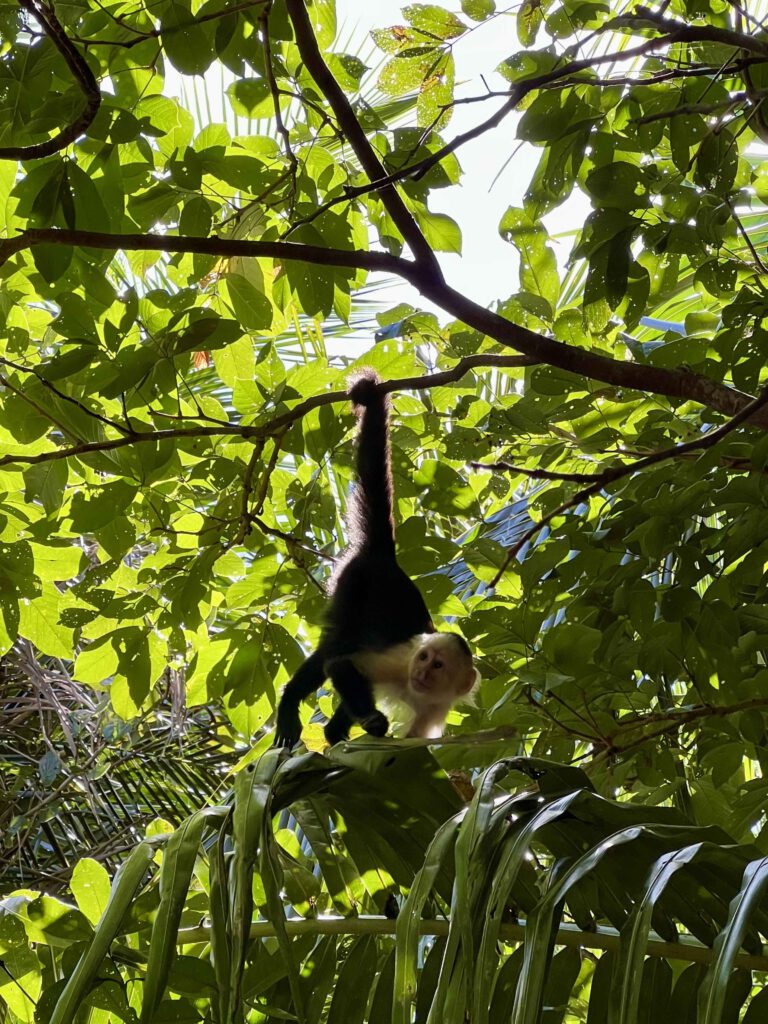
274, 649, 326, 747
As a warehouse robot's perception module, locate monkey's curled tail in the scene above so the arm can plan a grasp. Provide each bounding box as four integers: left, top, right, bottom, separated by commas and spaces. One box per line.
347, 369, 396, 556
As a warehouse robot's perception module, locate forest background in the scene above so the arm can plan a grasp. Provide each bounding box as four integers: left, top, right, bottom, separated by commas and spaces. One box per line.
4, 0, 768, 1021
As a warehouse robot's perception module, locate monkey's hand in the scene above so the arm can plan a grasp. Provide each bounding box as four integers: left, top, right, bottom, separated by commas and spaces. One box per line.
273, 704, 302, 748
360, 710, 389, 737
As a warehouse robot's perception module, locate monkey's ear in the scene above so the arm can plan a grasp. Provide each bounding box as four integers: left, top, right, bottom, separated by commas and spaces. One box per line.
457, 667, 481, 698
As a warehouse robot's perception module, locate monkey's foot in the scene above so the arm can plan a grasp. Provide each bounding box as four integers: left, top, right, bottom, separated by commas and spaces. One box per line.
324, 720, 348, 746
360, 710, 389, 737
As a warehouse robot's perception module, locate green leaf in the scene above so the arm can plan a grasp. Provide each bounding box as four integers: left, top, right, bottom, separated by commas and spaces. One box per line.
70, 859, 112, 926
379, 53, 438, 96
18, 589, 74, 659
158, 0, 216, 74
694, 129, 738, 196
172, 315, 244, 355
226, 79, 274, 118
462, 0, 495, 17
49, 844, 156, 1024
403, 4, 467, 38
223, 272, 273, 331
585, 162, 649, 210
499, 206, 560, 310
517, 0, 542, 44
546, 623, 602, 675
142, 810, 226, 1023
413, 208, 462, 253
327, 936, 377, 1024
24, 459, 68, 514
70, 481, 138, 532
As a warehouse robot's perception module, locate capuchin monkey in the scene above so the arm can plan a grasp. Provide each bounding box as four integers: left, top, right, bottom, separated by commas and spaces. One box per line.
274, 369, 478, 748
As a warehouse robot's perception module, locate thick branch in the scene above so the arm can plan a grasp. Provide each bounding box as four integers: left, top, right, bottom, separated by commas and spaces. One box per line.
3, 228, 765, 428
284, 0, 441, 277
2, 0, 101, 160
619, 7, 768, 57
0, 228, 401, 275
421, 277, 765, 423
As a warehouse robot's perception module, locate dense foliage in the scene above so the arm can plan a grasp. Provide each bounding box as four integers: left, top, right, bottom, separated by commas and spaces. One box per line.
5, 0, 768, 1019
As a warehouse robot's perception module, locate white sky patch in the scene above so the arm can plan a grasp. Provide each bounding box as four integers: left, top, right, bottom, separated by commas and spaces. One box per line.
336, 0, 589, 317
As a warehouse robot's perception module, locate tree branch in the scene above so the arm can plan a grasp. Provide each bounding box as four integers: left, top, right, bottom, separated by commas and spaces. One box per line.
3, 228, 766, 428
2, 0, 101, 160
284, 0, 442, 278
250, 515, 336, 563
468, 460, 597, 483
598, 694, 768, 763
617, 6, 768, 57
484, 385, 768, 587
0, 355, 535, 470
284, 32, 693, 234
233, 439, 266, 546
0, 356, 132, 435
260, 5, 299, 204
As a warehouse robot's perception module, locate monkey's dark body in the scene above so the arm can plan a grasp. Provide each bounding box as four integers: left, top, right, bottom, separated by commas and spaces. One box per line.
274, 373, 433, 748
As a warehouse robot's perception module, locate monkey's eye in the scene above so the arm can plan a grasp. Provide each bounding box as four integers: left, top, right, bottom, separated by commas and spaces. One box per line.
434, 660, 443, 670
419, 651, 428, 661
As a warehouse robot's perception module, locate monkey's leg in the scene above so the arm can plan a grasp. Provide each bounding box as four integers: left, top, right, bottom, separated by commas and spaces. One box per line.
324, 704, 353, 746
325, 657, 389, 738
274, 650, 326, 748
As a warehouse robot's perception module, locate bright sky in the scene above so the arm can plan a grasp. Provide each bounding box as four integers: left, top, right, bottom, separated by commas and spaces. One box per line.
336, 0, 540, 311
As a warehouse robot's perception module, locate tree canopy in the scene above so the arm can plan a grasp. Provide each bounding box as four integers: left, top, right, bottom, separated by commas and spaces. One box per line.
5, 0, 768, 1020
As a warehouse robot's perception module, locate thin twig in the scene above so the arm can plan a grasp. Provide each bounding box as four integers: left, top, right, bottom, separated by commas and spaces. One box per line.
284, 27, 724, 235
727, 199, 768, 273
0, 373, 78, 440
260, 5, 299, 206
469, 460, 596, 483
632, 91, 753, 126
0, 356, 132, 435
596, 694, 768, 763
252, 432, 285, 517
0, 355, 535, 471
250, 515, 336, 562
73, 0, 269, 48
487, 385, 768, 588
233, 439, 266, 546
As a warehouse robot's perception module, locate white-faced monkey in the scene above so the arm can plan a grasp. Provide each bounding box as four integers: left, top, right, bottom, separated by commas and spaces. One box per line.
274, 370, 478, 748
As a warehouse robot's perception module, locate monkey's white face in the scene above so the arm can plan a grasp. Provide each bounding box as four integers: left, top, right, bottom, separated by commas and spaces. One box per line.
408, 633, 476, 705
